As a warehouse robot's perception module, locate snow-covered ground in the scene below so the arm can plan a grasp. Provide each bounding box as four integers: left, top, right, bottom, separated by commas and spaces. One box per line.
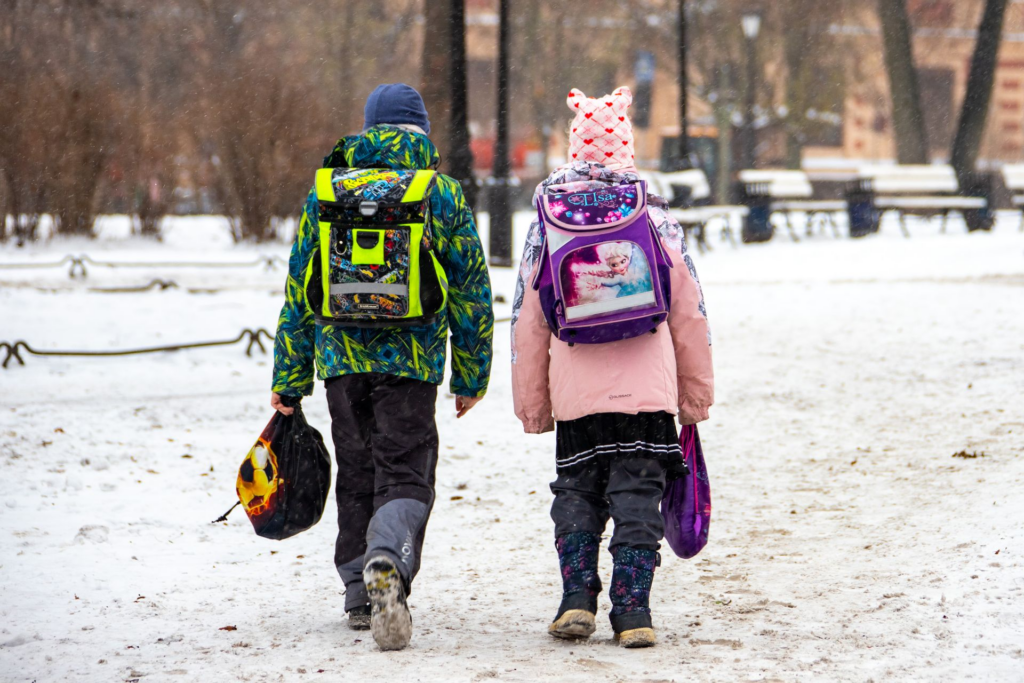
1, 212, 1023, 682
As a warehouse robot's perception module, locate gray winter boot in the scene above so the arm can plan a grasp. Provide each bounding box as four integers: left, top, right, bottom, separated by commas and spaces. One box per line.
364, 556, 412, 651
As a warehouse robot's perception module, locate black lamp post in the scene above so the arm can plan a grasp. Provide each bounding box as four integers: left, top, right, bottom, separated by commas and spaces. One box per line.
488, 0, 513, 267
676, 0, 690, 169
741, 12, 761, 171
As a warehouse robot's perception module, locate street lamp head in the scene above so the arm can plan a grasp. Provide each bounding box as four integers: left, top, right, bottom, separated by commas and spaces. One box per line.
741, 13, 761, 40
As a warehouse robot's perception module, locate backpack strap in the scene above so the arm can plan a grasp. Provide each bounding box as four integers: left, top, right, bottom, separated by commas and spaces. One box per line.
530, 220, 548, 290
402, 170, 437, 245
530, 239, 548, 291
400, 170, 436, 204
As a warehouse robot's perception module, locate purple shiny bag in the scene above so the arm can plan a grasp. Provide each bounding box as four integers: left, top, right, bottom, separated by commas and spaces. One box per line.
662, 424, 711, 559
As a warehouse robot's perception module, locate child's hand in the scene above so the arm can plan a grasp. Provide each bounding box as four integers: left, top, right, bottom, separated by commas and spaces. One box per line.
271, 393, 296, 416
455, 395, 484, 418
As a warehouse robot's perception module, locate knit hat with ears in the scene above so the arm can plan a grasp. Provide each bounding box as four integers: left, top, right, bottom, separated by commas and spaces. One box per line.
566, 86, 635, 172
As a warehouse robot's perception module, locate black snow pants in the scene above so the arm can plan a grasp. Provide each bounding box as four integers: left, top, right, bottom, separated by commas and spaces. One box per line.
325, 373, 439, 611
550, 456, 667, 551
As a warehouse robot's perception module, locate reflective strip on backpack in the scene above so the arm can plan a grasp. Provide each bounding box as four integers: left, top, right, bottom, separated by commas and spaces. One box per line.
318, 222, 332, 317
330, 283, 409, 296
316, 169, 337, 203
400, 170, 435, 203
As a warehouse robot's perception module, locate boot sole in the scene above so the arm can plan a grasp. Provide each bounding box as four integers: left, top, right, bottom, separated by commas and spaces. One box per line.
615, 627, 656, 648
548, 609, 597, 640
365, 557, 412, 651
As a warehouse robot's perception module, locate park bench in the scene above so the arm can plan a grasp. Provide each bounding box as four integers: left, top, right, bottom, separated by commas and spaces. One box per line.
638, 169, 748, 252
846, 165, 991, 238
738, 169, 847, 242
1000, 164, 1024, 231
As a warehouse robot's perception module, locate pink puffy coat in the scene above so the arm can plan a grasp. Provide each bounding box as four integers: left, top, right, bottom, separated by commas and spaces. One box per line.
510, 163, 714, 434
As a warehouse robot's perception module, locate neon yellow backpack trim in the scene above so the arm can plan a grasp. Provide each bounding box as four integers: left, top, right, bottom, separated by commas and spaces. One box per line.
308, 168, 446, 327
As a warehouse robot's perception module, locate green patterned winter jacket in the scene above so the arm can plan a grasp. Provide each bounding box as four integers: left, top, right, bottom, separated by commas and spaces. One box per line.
272, 125, 493, 398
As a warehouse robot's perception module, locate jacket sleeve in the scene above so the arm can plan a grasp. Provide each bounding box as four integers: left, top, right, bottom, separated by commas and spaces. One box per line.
271, 189, 318, 397
666, 244, 714, 424
431, 178, 493, 398
511, 222, 554, 434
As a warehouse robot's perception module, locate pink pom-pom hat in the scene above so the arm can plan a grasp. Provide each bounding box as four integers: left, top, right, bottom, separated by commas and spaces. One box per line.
566, 86, 636, 173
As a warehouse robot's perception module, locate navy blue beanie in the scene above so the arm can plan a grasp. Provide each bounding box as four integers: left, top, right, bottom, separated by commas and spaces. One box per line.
363, 84, 431, 135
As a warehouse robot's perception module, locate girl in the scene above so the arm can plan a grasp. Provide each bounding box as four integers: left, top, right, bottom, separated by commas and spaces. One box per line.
511, 87, 714, 648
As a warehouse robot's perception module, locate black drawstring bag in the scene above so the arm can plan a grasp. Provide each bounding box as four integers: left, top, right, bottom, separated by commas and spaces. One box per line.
218, 401, 332, 540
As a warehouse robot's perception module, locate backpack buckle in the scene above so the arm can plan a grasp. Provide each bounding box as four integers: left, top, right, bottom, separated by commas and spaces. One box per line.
359, 200, 379, 217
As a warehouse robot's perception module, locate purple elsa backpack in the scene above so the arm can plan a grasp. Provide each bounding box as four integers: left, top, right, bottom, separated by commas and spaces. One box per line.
662, 425, 711, 559
532, 181, 673, 345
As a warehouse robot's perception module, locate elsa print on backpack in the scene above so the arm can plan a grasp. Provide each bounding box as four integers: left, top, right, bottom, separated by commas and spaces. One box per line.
564, 242, 653, 308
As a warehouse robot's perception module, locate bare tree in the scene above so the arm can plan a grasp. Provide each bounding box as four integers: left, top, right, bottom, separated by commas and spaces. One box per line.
420, 0, 453, 161
0, 1, 54, 244
447, 0, 478, 209
951, 0, 1009, 187
772, 0, 848, 169
878, 0, 930, 164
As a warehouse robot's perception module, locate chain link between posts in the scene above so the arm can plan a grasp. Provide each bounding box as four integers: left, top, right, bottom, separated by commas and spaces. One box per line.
0, 254, 288, 279
1, 328, 274, 369
0, 253, 513, 369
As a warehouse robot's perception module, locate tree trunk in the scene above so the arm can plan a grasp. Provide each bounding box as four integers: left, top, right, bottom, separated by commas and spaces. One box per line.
951, 0, 1008, 187
713, 66, 735, 204
447, 0, 478, 209
419, 0, 452, 164
878, 0, 929, 164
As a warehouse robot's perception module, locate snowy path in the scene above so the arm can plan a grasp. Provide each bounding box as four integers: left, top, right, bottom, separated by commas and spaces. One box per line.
1, 215, 1023, 682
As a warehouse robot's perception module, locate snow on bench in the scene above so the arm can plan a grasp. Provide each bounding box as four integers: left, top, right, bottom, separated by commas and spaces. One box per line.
851, 165, 990, 237
1000, 165, 1024, 232
738, 169, 846, 241
641, 168, 712, 205
1001, 164, 1024, 204
638, 169, 747, 252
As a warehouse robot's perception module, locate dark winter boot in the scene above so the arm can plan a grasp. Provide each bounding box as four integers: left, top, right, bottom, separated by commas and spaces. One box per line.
609, 546, 659, 648
548, 532, 602, 640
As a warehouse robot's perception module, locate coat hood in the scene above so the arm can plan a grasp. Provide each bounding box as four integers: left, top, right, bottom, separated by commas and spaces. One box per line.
533, 161, 669, 210
322, 125, 441, 171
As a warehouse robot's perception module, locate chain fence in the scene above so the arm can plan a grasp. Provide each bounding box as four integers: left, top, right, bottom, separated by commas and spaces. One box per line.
0, 254, 288, 279
1, 328, 274, 369
1, 252, 512, 369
